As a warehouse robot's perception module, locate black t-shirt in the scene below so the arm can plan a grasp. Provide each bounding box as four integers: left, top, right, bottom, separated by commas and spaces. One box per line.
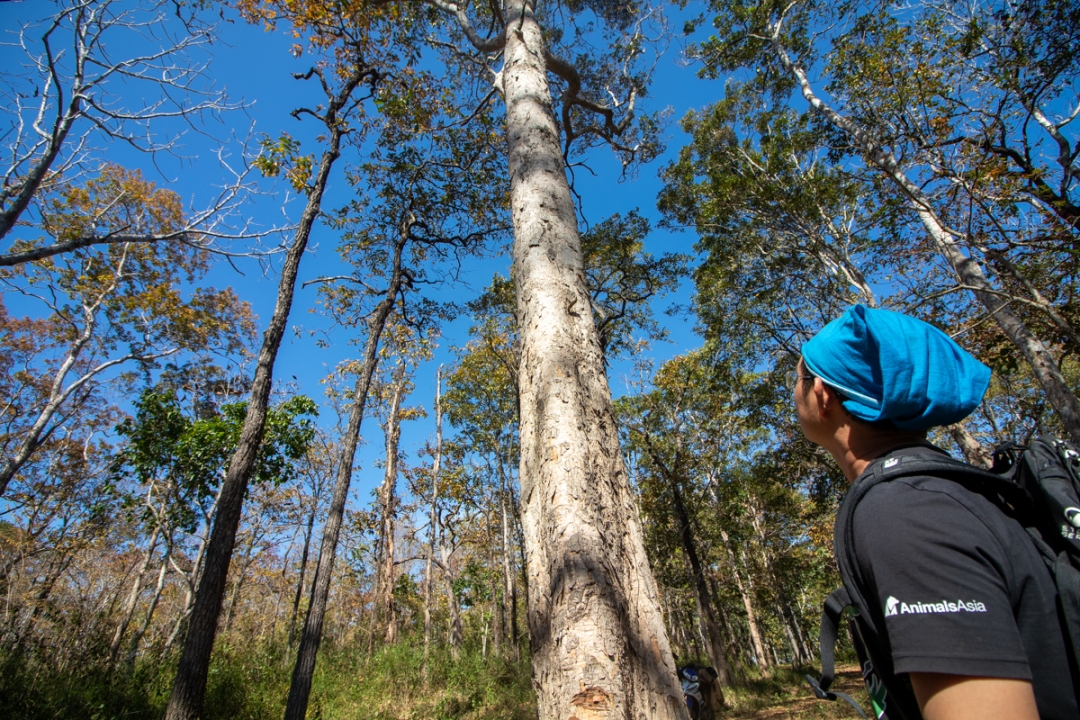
851, 445, 1080, 719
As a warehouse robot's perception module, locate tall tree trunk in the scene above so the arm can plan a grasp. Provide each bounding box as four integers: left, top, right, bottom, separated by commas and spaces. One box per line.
718, 528, 768, 673
442, 549, 464, 657
503, 4, 687, 717
710, 575, 748, 686
126, 549, 170, 667
223, 530, 259, 634
424, 366, 443, 682
109, 525, 160, 663
288, 503, 317, 646
638, 434, 732, 687
283, 226, 408, 720
489, 506, 504, 656
668, 481, 731, 693
163, 65, 371, 720
376, 366, 407, 646
770, 31, 1080, 444
498, 453, 519, 662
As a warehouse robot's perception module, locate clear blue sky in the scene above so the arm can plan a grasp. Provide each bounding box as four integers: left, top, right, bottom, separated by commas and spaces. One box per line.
1, 0, 724, 505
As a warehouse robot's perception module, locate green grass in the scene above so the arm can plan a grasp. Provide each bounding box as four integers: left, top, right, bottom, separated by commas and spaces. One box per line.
0, 640, 534, 720
722, 663, 872, 719
1, 639, 871, 720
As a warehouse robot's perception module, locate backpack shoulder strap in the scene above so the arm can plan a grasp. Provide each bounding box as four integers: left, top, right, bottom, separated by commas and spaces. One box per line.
823, 449, 1032, 720
806, 587, 870, 719
813, 586, 851, 694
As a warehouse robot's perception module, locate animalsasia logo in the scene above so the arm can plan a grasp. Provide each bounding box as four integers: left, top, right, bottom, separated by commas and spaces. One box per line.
883, 595, 987, 617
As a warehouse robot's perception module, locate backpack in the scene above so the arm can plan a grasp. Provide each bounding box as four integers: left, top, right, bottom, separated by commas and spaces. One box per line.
807, 436, 1080, 720
677, 664, 720, 720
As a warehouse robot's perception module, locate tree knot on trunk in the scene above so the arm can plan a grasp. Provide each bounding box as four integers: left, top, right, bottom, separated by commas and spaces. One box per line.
569, 685, 613, 719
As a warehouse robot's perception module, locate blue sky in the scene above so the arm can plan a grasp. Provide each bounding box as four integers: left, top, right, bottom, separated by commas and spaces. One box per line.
1, 0, 724, 505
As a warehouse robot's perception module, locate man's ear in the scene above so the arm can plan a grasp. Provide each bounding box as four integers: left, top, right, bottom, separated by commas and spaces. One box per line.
815, 381, 840, 417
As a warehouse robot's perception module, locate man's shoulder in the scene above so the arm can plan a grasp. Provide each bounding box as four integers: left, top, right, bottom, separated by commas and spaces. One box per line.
858, 445, 983, 509
851, 445, 1033, 575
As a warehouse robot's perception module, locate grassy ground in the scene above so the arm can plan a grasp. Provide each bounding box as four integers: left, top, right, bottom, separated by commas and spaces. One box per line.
1, 641, 870, 720
723, 664, 872, 719
0, 641, 534, 720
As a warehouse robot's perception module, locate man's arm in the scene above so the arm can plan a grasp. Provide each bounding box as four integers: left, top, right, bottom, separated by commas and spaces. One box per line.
910, 673, 1039, 720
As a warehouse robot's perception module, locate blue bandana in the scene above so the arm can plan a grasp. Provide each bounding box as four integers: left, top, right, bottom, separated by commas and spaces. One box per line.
801, 305, 990, 430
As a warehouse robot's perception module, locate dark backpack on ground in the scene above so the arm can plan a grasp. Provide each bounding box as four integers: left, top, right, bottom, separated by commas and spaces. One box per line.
807, 436, 1080, 720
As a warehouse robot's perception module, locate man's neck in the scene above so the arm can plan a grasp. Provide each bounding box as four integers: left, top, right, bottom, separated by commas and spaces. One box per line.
825, 425, 931, 483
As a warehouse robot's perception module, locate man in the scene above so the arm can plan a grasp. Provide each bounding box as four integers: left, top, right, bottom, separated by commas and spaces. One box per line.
796, 305, 1078, 720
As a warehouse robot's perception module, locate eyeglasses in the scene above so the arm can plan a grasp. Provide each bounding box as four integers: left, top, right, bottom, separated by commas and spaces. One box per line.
784, 370, 814, 388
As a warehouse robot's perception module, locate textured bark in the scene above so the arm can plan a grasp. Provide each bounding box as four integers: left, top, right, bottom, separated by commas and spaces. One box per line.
283, 226, 407, 720
947, 423, 993, 469
163, 67, 370, 720
503, 3, 687, 718
770, 31, 1080, 444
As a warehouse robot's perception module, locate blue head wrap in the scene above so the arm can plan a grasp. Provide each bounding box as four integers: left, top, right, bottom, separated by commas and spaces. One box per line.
801, 305, 990, 430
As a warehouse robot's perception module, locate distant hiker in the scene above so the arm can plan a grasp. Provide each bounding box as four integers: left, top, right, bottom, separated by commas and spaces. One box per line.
795, 305, 1079, 720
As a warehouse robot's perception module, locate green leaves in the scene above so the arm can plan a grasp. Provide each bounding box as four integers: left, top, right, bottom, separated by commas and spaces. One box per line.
112, 387, 317, 531
581, 211, 690, 360
255, 134, 315, 194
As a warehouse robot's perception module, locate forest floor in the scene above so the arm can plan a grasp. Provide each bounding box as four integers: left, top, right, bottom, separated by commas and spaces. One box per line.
3, 641, 872, 720
724, 664, 872, 719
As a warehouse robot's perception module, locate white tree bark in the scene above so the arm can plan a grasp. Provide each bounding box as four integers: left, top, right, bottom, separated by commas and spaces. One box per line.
502, 3, 687, 717
768, 28, 1080, 443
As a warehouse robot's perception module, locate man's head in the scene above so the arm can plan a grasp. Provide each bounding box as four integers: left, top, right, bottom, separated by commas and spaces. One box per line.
800, 305, 990, 432
794, 306, 990, 477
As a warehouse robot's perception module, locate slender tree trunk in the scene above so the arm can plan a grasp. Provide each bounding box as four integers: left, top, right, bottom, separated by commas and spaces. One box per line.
288, 504, 317, 646
424, 366, 443, 682
377, 367, 407, 646
442, 551, 464, 657
718, 528, 768, 673
710, 575, 748, 686
638, 436, 732, 687
503, 4, 687, 717
498, 454, 519, 662
163, 66, 371, 720
283, 227, 408, 720
489, 507, 504, 656
109, 525, 160, 663
126, 551, 170, 667
223, 530, 259, 634
672, 480, 732, 692
776, 595, 809, 665
770, 32, 1080, 444
791, 597, 813, 664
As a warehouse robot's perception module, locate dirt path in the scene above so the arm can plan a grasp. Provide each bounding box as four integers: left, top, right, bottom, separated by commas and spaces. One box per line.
725, 665, 871, 720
